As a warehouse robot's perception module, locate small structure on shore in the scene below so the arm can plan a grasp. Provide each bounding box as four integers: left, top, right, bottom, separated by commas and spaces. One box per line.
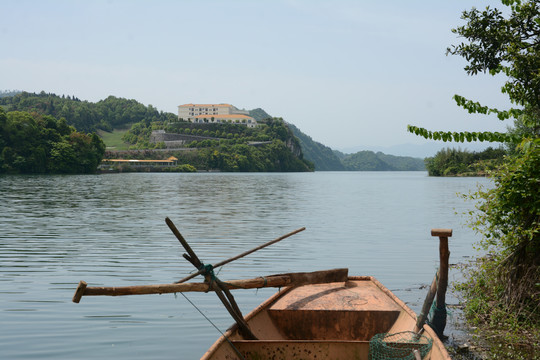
100, 156, 178, 168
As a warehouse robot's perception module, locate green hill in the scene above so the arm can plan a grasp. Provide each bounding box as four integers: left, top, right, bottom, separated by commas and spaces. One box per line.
117, 116, 314, 172
0, 91, 176, 133
341, 151, 424, 171
288, 123, 345, 171
342, 151, 393, 171
249, 108, 272, 122
373, 152, 426, 171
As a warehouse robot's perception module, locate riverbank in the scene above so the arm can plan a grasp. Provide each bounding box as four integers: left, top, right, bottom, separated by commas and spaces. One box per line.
451, 258, 540, 360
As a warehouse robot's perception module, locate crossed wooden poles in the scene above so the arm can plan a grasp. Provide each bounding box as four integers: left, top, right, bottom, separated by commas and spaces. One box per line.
72, 218, 349, 340
165, 217, 262, 340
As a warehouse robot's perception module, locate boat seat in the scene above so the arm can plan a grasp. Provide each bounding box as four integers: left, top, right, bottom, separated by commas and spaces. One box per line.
267, 280, 401, 341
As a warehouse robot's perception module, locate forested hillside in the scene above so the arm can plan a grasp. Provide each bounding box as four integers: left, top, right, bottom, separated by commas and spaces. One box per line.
0, 108, 105, 174
0, 91, 176, 133
248, 108, 272, 122
120, 117, 313, 172
288, 123, 345, 170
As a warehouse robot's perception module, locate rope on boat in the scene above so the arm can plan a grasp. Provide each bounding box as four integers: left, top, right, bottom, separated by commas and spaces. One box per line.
180, 292, 246, 360
197, 263, 268, 292
198, 263, 217, 292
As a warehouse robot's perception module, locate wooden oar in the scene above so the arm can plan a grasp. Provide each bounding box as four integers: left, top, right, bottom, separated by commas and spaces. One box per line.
167, 217, 306, 284
72, 268, 348, 303
413, 228, 452, 334
413, 269, 439, 333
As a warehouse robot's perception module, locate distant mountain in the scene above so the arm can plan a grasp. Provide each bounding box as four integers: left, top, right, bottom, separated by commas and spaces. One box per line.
376, 152, 425, 171
339, 142, 497, 159
341, 151, 393, 171
287, 123, 345, 171
342, 151, 425, 171
286, 123, 423, 171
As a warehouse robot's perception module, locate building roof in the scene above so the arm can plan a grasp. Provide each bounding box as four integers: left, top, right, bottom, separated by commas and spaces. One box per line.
178, 103, 232, 108
194, 114, 253, 119
104, 157, 177, 163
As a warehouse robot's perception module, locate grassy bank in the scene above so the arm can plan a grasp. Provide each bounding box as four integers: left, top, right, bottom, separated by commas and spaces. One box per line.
97, 128, 131, 150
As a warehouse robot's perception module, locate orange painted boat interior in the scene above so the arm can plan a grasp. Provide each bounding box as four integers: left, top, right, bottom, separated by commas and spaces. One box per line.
201, 276, 451, 360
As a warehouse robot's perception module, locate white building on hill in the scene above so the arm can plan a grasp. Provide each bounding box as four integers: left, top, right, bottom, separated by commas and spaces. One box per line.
178, 103, 257, 127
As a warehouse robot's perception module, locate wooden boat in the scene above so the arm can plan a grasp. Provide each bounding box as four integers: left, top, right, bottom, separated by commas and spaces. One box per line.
201, 275, 451, 360
72, 219, 453, 360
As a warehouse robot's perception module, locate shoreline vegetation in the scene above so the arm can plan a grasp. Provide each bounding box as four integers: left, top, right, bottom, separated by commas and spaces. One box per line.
0, 107, 105, 174
424, 147, 506, 177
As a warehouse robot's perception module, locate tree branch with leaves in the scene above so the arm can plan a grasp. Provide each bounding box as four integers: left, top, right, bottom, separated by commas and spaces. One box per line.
409, 1, 539, 357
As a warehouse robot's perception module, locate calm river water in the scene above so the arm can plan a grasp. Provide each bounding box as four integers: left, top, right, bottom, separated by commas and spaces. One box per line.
0, 172, 490, 359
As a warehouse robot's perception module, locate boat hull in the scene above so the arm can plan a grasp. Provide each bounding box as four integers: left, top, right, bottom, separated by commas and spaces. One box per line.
201, 276, 451, 360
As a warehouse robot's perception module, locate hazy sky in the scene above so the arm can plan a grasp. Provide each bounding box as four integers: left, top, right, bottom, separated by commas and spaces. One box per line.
1, 0, 512, 151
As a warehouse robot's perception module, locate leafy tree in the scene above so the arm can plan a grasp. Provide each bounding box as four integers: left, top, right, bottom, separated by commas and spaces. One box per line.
0, 108, 105, 174
408, 1, 539, 356
408, 0, 539, 144
425, 147, 505, 176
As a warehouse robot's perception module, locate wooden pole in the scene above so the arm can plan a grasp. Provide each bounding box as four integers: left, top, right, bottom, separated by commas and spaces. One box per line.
414, 270, 439, 333
73, 275, 288, 301
431, 229, 451, 309
165, 217, 202, 268
72, 269, 348, 302
430, 228, 452, 339
166, 217, 305, 284
72, 281, 87, 303
211, 227, 306, 269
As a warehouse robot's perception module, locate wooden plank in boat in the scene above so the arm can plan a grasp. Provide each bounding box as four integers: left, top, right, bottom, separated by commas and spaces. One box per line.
269, 279, 402, 312
267, 280, 402, 341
